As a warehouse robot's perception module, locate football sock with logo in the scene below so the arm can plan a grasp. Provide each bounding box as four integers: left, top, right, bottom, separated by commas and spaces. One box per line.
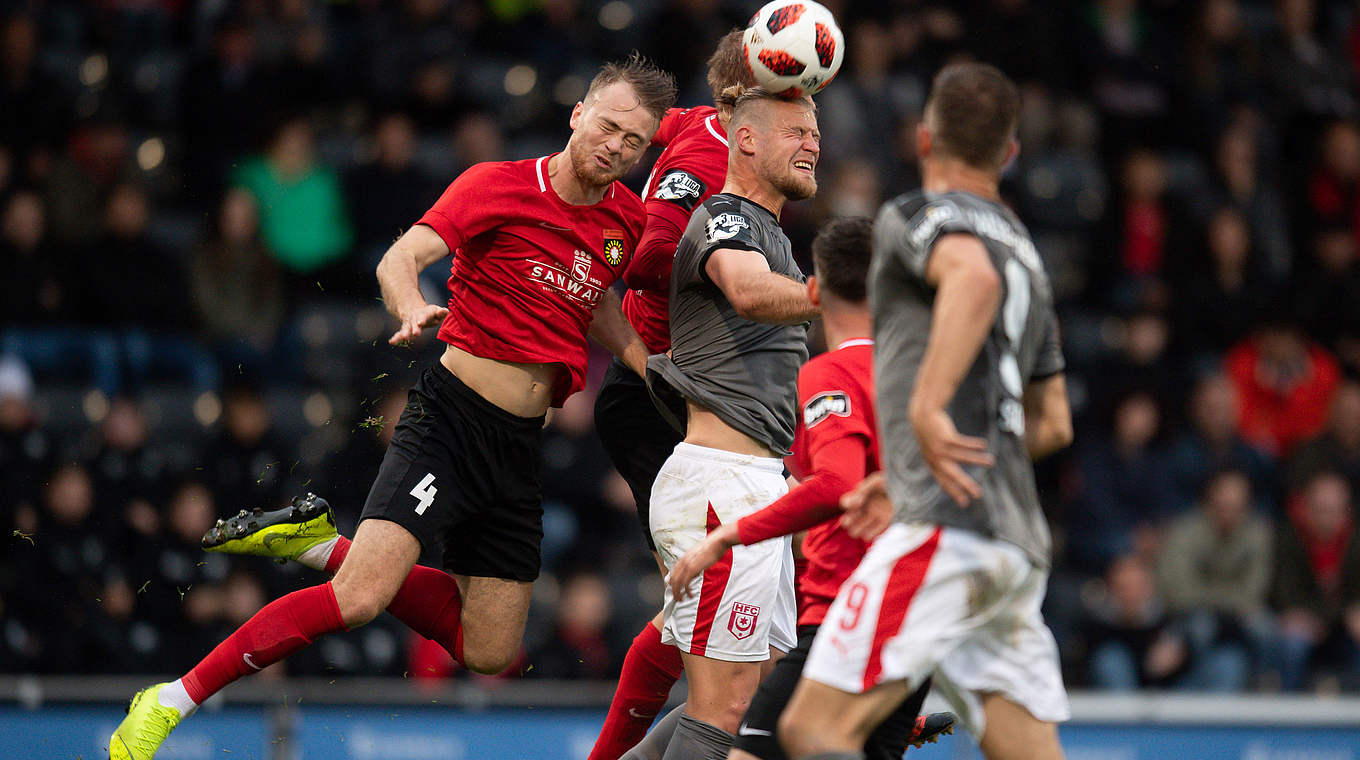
619, 703, 686, 760
180, 582, 346, 704
588, 621, 686, 760
311, 533, 465, 665
660, 714, 735, 760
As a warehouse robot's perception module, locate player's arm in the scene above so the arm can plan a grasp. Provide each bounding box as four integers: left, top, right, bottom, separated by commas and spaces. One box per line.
376, 225, 451, 345
1023, 373, 1073, 460
705, 248, 818, 324
589, 288, 649, 377
667, 434, 869, 600
909, 233, 1001, 506
623, 200, 688, 292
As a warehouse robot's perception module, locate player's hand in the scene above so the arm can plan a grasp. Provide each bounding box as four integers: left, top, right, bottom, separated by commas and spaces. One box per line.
839, 472, 893, 540
389, 303, 449, 345
911, 407, 993, 507
667, 524, 739, 601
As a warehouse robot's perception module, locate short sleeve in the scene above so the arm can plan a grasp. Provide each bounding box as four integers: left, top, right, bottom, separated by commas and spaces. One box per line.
887, 198, 978, 280
1032, 308, 1066, 380
650, 168, 709, 212
416, 162, 506, 254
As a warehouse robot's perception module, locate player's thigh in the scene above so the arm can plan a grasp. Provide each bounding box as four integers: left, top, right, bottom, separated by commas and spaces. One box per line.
454, 573, 535, 653
977, 693, 1064, 760
680, 649, 764, 732
331, 518, 421, 626
778, 676, 912, 755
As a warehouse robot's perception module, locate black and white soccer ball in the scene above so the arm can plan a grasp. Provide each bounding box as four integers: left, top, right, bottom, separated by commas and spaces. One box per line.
742, 0, 845, 98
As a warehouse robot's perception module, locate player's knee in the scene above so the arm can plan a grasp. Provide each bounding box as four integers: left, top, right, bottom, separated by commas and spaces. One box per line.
461, 642, 517, 675
333, 586, 386, 628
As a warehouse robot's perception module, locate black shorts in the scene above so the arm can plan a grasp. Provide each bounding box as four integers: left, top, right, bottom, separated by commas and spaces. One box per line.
593, 358, 683, 552
732, 626, 922, 760
360, 362, 544, 582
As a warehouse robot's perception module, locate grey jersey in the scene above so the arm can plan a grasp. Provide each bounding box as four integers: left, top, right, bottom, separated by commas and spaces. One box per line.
646, 193, 809, 455
872, 190, 1065, 567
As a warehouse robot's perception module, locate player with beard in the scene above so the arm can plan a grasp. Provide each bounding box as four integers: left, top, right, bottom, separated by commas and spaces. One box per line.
779, 62, 1073, 760
664, 217, 956, 760
108, 57, 677, 760
588, 30, 755, 760
642, 86, 818, 760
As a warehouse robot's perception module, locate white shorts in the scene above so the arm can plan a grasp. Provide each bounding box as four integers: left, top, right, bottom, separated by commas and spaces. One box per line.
650, 443, 797, 662
803, 523, 1069, 737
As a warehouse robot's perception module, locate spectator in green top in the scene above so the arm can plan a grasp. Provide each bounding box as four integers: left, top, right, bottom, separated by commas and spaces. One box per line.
231, 114, 353, 297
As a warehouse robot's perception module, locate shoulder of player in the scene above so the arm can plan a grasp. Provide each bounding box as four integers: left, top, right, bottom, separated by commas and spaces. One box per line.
797, 350, 870, 401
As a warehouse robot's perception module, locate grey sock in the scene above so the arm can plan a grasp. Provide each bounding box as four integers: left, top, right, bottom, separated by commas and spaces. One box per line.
620, 703, 686, 760
660, 713, 735, 760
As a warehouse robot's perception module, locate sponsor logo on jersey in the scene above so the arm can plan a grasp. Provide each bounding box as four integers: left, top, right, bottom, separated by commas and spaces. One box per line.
603, 229, 626, 266
530, 259, 605, 307
706, 212, 751, 244
803, 391, 850, 428
654, 170, 705, 210
728, 602, 760, 640
572, 249, 592, 282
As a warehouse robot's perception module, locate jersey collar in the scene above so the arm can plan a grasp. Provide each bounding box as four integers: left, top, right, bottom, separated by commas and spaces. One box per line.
836, 338, 874, 351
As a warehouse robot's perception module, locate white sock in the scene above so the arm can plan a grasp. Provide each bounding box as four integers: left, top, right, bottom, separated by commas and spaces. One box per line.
158, 679, 199, 717
297, 536, 341, 572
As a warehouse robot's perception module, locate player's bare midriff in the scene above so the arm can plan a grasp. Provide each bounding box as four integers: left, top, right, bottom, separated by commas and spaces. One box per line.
683, 399, 777, 458
440, 344, 557, 419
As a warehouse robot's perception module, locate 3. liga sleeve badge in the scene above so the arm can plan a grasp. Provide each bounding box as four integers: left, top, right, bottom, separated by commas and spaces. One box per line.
603, 229, 626, 267
728, 602, 761, 640
706, 212, 751, 244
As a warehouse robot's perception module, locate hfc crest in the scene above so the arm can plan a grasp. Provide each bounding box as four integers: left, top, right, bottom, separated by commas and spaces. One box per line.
728, 602, 760, 640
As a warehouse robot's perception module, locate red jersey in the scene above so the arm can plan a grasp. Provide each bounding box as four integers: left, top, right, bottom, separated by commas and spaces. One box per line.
622, 106, 730, 354
417, 156, 644, 406
736, 340, 879, 626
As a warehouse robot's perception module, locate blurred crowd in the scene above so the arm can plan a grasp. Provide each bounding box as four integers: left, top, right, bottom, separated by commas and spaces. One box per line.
3, 0, 1360, 694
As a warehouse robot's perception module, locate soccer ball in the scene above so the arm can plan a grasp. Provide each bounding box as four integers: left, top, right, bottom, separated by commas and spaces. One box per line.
742, 0, 845, 98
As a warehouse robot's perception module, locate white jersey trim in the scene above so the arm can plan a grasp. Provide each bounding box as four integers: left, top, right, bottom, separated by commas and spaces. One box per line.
704, 115, 729, 146
836, 338, 874, 351
535, 156, 548, 193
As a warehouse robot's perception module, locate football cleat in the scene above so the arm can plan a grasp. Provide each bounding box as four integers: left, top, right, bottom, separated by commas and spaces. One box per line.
109, 683, 183, 760
201, 493, 337, 564
907, 711, 957, 748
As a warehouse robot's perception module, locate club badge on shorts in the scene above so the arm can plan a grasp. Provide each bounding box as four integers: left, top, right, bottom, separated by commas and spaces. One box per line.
729, 602, 761, 640
603, 229, 626, 267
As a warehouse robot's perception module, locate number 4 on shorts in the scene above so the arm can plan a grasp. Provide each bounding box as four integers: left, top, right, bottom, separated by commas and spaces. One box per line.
410, 473, 437, 515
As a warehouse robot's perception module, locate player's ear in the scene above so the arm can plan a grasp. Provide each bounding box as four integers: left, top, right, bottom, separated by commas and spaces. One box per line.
569, 101, 584, 130
916, 122, 931, 160
999, 138, 1020, 173
807, 275, 820, 308
737, 124, 758, 156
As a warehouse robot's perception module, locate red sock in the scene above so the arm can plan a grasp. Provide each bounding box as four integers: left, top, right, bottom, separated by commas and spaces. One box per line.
587, 622, 685, 760
385, 564, 465, 665
181, 582, 346, 703
322, 534, 463, 664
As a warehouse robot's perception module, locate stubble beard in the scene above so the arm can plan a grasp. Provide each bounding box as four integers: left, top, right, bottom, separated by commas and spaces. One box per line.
568, 139, 624, 189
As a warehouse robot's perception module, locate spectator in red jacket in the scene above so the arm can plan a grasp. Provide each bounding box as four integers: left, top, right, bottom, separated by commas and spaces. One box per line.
1225, 319, 1340, 457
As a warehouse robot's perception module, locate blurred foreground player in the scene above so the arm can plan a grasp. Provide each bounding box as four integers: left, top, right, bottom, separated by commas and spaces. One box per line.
665, 217, 956, 760
108, 57, 677, 760
643, 86, 819, 760
779, 62, 1074, 760
589, 30, 755, 760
